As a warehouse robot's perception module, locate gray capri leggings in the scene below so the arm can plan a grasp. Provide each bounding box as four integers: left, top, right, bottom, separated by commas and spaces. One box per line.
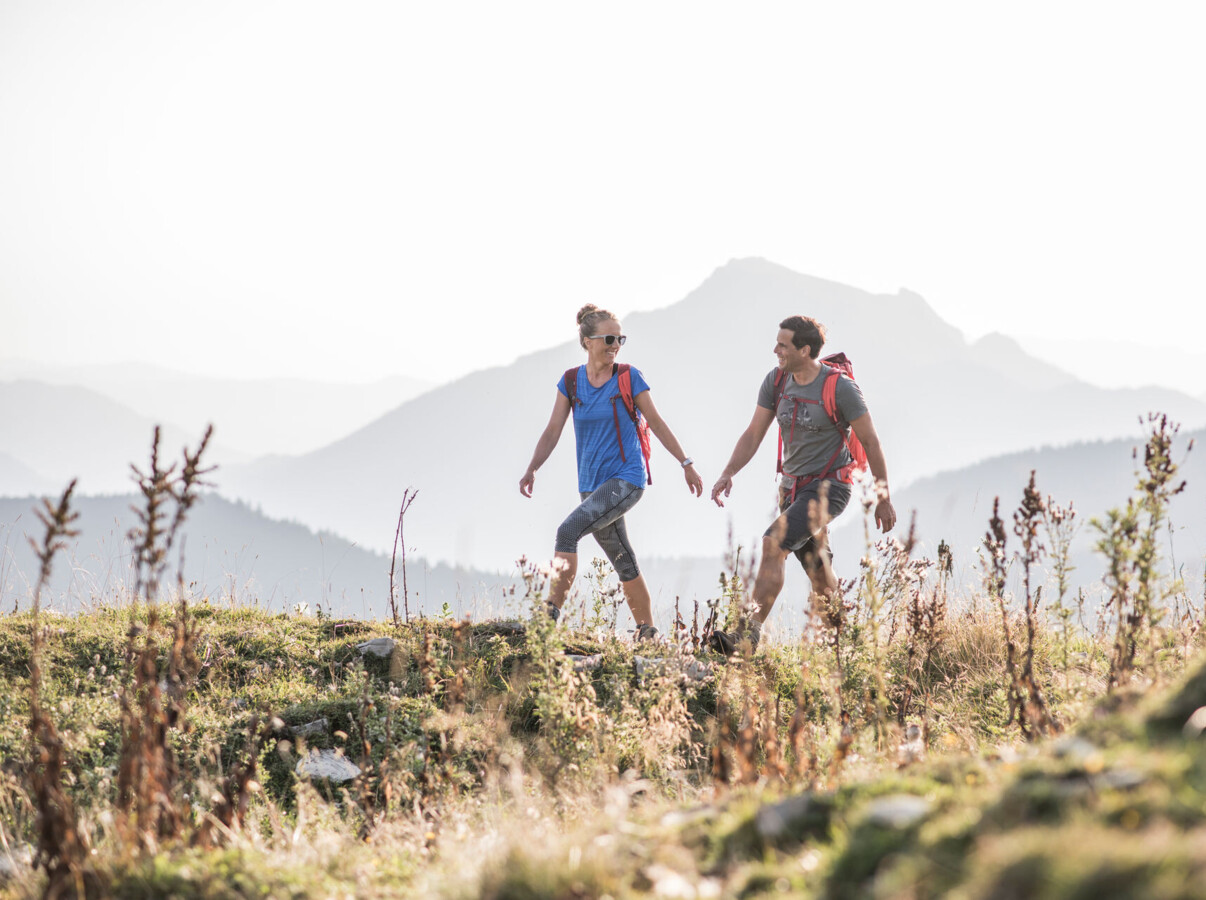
554, 477, 644, 582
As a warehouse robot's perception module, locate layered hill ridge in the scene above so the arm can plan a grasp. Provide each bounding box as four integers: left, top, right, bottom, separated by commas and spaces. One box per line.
0, 361, 435, 458
0, 381, 246, 494
0, 492, 509, 618
213, 258, 1206, 571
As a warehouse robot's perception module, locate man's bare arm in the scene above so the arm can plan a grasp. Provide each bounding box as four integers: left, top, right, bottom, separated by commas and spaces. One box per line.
849, 412, 896, 532
710, 406, 776, 507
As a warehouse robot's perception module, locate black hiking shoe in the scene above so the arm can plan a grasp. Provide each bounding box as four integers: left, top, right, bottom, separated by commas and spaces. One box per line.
635, 623, 660, 644
544, 602, 561, 623
709, 621, 761, 657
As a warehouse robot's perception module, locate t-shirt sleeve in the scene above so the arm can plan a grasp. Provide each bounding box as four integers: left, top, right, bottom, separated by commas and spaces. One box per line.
629, 367, 651, 398
756, 370, 779, 409
556, 371, 569, 398
835, 375, 869, 422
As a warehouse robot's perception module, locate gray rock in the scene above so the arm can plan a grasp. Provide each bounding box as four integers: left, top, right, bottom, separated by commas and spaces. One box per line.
1053, 736, 1099, 763
865, 794, 931, 829
356, 637, 397, 658
633, 656, 714, 683
291, 717, 330, 738
634, 656, 667, 678
483, 621, 526, 635
754, 794, 818, 841
1099, 768, 1148, 791
1183, 705, 1206, 737
295, 749, 362, 783
659, 805, 716, 829
567, 653, 603, 672
0, 844, 32, 883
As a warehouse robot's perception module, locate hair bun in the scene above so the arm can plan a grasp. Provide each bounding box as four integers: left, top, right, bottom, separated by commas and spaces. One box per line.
576, 304, 598, 325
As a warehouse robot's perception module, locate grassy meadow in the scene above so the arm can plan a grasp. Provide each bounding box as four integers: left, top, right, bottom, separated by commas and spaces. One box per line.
1, 416, 1204, 899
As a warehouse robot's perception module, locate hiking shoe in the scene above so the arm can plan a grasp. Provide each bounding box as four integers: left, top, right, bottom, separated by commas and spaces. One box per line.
635, 623, 660, 643
544, 602, 561, 622
709, 629, 739, 656
709, 620, 761, 657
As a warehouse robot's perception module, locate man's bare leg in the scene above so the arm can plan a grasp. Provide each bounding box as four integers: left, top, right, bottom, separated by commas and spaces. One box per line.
752, 531, 792, 623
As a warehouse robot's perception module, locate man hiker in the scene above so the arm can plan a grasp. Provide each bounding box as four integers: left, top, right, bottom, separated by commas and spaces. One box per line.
708, 315, 896, 654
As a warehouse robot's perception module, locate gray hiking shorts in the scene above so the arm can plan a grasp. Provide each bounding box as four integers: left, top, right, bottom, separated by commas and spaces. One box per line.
554, 477, 644, 582
765, 479, 853, 575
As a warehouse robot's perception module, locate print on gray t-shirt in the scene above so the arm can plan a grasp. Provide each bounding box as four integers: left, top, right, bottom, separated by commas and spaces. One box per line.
756, 364, 868, 489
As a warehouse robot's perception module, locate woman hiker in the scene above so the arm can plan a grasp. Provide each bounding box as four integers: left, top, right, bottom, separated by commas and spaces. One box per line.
519, 304, 703, 641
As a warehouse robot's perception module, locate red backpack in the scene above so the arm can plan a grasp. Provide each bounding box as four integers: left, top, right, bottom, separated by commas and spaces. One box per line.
563, 363, 653, 485
773, 352, 868, 496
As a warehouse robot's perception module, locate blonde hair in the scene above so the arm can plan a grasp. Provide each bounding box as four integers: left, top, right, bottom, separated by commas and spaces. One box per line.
576, 304, 618, 349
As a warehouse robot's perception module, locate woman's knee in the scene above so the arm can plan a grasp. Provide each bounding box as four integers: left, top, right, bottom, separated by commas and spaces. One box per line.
555, 520, 581, 554
595, 529, 640, 581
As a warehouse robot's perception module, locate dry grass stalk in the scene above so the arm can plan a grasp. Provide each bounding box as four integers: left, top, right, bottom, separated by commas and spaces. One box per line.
27, 481, 94, 897
116, 426, 213, 853
389, 488, 419, 626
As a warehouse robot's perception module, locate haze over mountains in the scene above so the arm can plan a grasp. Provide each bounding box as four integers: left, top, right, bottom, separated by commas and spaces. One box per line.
0, 361, 433, 458
1015, 337, 1206, 401
213, 258, 1206, 573
4, 257, 1203, 616
0, 381, 250, 495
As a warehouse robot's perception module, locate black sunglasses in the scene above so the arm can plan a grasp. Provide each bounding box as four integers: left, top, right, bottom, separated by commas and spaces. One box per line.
589, 334, 627, 346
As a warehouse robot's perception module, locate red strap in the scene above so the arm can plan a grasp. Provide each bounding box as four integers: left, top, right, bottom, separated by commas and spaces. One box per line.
610, 399, 627, 462
773, 368, 788, 474
563, 366, 580, 408
616, 364, 653, 483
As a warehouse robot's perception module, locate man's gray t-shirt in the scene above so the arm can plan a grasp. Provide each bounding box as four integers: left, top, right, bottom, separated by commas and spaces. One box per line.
757, 364, 868, 489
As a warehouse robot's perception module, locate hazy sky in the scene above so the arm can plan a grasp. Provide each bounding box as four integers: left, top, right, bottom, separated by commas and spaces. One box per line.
3, 2, 1203, 385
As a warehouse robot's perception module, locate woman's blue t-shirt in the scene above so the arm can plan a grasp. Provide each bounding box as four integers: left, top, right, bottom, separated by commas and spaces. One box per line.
557, 366, 651, 493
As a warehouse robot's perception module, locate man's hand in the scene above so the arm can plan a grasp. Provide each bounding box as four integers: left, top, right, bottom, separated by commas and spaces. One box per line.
711, 474, 733, 507
519, 471, 535, 497
683, 464, 704, 496
875, 497, 896, 532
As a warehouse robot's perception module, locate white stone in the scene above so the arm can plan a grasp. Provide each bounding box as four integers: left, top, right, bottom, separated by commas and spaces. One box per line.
754, 794, 816, 840
295, 749, 361, 783
1183, 705, 1206, 737
865, 794, 930, 829
0, 845, 32, 883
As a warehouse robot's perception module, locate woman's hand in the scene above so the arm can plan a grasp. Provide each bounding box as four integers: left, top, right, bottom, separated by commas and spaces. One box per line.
683, 463, 703, 496
521, 391, 571, 498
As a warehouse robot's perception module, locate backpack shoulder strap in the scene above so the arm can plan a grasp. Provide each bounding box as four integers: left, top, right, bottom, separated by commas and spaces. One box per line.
773, 368, 788, 475
615, 363, 637, 419
821, 367, 842, 424
562, 367, 580, 409
773, 366, 788, 403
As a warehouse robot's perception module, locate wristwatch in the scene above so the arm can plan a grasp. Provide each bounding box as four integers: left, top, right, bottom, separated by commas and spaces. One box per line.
680, 458, 694, 468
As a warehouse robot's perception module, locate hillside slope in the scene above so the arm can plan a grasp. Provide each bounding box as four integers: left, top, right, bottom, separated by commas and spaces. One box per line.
0, 492, 514, 618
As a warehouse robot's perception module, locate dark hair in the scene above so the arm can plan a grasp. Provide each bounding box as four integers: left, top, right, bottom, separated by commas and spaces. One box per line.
779, 315, 826, 358
577, 304, 618, 348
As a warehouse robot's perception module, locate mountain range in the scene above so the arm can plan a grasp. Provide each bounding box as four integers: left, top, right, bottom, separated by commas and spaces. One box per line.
4, 258, 1203, 622
0, 361, 433, 458
0, 381, 247, 495
0, 492, 513, 620
211, 258, 1206, 572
